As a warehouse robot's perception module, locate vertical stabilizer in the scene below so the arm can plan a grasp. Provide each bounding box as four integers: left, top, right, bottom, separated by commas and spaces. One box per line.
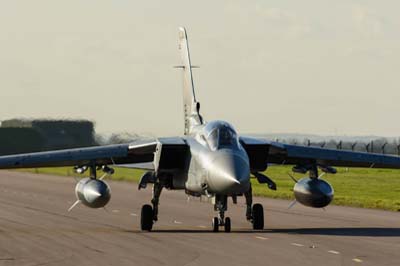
178, 27, 203, 135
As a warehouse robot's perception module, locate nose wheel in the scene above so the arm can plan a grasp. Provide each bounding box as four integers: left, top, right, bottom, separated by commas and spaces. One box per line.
212, 217, 219, 232
212, 216, 231, 232
224, 217, 231, 232
212, 195, 231, 232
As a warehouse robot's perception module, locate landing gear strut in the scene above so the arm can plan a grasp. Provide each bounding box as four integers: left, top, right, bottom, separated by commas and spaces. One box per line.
244, 185, 264, 230
212, 195, 231, 232
244, 185, 253, 221
151, 182, 163, 222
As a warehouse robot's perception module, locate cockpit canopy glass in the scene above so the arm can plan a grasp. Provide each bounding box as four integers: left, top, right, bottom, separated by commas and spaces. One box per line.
203, 121, 238, 150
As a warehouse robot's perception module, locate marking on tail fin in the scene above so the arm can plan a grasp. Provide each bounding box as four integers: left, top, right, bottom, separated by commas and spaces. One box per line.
173, 65, 200, 69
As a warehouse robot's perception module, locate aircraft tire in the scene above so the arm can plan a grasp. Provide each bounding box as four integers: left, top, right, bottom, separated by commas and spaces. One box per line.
224, 217, 231, 232
141, 204, 154, 231
212, 217, 219, 232
252, 203, 264, 230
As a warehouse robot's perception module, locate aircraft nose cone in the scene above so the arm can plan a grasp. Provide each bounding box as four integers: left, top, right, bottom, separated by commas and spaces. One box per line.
208, 152, 250, 194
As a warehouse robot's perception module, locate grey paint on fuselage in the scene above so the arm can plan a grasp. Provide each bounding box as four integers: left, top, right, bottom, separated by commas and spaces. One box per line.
183, 120, 251, 196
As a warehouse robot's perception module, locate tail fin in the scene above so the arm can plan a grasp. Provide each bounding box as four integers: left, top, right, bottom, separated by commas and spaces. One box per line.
178, 27, 203, 135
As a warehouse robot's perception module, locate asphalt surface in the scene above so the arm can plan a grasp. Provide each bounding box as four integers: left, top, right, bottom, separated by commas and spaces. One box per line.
0, 171, 399, 266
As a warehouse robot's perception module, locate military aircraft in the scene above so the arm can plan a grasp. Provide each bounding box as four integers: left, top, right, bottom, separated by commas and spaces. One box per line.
1, 27, 400, 232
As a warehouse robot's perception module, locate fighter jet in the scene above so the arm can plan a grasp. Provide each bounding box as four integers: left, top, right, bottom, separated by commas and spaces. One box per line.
1, 27, 400, 232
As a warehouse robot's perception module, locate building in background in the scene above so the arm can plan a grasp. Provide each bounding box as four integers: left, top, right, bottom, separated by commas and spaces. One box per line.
0, 119, 96, 155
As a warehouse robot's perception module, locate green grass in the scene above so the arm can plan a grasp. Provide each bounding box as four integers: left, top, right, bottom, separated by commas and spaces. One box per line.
18, 166, 400, 211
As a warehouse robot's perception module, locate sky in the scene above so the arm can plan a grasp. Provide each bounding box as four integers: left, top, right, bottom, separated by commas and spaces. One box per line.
1, 0, 400, 137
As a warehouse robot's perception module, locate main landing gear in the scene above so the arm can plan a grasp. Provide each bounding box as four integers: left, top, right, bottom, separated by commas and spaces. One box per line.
212, 195, 231, 232
140, 181, 164, 231
139, 182, 264, 232
244, 185, 264, 230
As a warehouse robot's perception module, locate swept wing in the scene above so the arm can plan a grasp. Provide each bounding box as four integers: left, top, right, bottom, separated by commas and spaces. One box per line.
240, 136, 400, 172
0, 140, 157, 169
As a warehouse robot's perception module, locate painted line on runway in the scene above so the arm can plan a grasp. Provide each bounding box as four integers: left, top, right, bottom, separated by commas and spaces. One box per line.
328, 250, 340, 255
112, 210, 120, 213
130, 213, 137, 216
198, 225, 207, 228
352, 258, 363, 263
255, 236, 268, 240
291, 243, 304, 247
173, 220, 183, 224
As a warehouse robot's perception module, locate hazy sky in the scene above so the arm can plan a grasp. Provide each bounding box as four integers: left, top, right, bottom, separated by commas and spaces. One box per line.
1, 0, 400, 137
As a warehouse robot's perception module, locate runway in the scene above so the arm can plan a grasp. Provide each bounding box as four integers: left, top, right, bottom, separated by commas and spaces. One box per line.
0, 171, 398, 266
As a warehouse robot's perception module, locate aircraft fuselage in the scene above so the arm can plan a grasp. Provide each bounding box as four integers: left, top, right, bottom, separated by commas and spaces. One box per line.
184, 120, 251, 196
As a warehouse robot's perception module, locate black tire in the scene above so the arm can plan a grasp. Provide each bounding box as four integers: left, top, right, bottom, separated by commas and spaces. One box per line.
252, 203, 264, 230
141, 204, 153, 231
224, 217, 231, 232
212, 217, 219, 232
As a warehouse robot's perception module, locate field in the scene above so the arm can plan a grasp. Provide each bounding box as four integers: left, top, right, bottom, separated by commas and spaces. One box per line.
19, 166, 400, 211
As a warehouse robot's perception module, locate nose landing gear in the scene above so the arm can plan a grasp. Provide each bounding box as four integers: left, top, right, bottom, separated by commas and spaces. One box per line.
212, 195, 232, 232
212, 216, 231, 232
